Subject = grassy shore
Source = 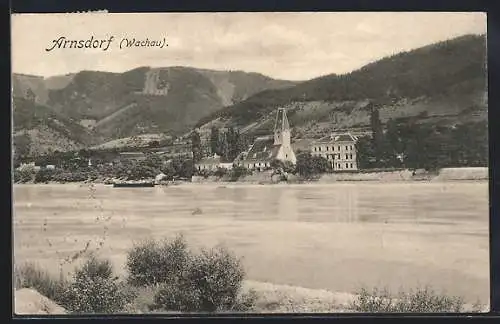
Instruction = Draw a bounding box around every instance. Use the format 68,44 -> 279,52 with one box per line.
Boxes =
15,276 -> 487,314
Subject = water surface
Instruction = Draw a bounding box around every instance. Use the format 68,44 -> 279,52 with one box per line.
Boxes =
13,182 -> 489,303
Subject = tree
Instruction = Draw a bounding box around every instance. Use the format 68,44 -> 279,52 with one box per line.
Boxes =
356,135 -> 375,169
210,127 -> 221,156
190,130 -> 202,162
369,103 -> 386,166
226,127 -> 238,162
295,152 -> 329,178
13,134 -> 32,160
220,131 -> 230,161
143,153 -> 163,170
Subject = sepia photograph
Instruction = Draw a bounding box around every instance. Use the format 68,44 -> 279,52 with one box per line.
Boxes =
11,12 -> 489,315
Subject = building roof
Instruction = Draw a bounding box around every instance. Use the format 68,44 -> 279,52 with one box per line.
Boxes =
313,133 -> 358,144
332,134 -> 357,142
242,137 -> 281,163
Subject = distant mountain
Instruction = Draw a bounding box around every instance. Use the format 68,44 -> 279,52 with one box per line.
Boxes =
12,67 -> 296,154
196,34 -> 487,140
12,97 -> 92,157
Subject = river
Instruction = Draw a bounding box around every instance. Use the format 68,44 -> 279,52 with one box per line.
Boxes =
13,181 -> 490,304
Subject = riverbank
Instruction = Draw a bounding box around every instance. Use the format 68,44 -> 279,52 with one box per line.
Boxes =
15,280 -> 487,314
12,167 -> 488,186
191,167 -> 488,184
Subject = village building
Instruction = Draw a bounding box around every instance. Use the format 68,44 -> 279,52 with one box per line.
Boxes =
311,133 -> 359,171
194,153 -> 233,172
235,108 -> 297,171
16,161 -> 41,172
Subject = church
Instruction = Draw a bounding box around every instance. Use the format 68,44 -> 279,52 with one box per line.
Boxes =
234,108 -> 297,171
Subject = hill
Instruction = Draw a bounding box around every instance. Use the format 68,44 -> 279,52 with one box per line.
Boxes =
196,34 -> 487,139
12,97 -> 92,157
12,67 -> 297,152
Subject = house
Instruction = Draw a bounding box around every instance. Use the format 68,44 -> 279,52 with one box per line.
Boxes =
195,153 -> 234,171
16,162 -> 40,172
311,133 -> 359,171
195,154 -> 221,171
236,108 -> 297,171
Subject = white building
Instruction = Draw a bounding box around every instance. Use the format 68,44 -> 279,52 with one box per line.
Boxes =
195,154 -> 234,171
311,133 -> 359,171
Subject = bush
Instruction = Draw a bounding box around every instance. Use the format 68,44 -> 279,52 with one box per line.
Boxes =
214,167 -> 228,178
126,234 -> 190,287
61,255 -> 135,314
152,246 -> 247,313
295,153 -> 330,179
349,286 -> 467,313
13,169 -> 35,183
34,168 -> 56,183
229,166 -> 251,181
14,262 -> 68,305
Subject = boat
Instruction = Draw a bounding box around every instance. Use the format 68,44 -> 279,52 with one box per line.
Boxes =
113,181 -> 155,188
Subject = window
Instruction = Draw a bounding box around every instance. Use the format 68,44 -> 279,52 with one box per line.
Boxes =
338,145 -> 340,151
350,145 -> 353,150
350,154 -> 353,159
319,147 -> 322,152
350,163 -> 353,169
346,145 -> 348,150
332,146 -> 335,151
346,163 -> 349,169
314,147 -> 317,152
286,154 -> 288,158
326,146 -> 329,151
345,154 -> 349,160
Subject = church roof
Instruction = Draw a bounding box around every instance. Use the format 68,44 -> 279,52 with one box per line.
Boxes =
242,137 -> 281,163
274,108 -> 290,132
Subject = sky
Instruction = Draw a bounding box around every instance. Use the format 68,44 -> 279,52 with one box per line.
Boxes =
11,12 -> 486,81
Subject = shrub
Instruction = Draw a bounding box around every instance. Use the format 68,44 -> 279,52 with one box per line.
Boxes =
152,246 -> 247,313
126,234 -> 190,287
229,166 -> 251,181
14,262 -> 68,305
34,168 -> 56,183
349,286 -> 466,313
214,167 -> 228,178
61,255 -> 135,314
295,153 -> 330,178
231,289 -> 259,312
271,160 -> 295,174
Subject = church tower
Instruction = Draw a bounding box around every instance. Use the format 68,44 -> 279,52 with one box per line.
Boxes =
274,108 -> 291,146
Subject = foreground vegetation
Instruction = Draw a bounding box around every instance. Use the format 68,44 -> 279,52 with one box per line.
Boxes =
15,235 -> 256,314
14,234 -> 484,314
350,287 -> 483,313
